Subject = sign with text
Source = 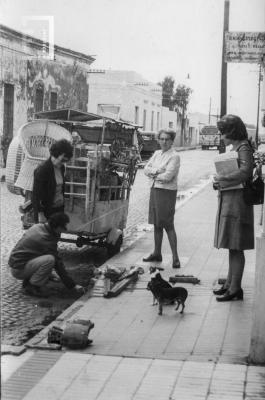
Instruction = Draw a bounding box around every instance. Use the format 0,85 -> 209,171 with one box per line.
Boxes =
225,32 -> 265,63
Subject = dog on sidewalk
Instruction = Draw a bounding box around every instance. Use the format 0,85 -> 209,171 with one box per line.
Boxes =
147,266 -> 188,315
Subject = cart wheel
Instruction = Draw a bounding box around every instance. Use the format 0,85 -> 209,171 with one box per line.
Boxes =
76,237 -> 84,248
107,234 -> 123,257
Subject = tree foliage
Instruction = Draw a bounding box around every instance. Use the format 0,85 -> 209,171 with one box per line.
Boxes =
159,78 -> 192,115
158,76 -> 175,110
173,84 -> 193,116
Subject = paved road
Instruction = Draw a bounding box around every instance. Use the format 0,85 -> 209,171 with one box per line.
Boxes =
1,148 -> 218,345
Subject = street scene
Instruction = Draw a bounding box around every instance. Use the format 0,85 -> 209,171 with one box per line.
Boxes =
1,0 -> 265,399
1,149 -> 217,345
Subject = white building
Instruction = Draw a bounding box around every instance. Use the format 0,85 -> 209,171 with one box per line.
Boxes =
88,70 -> 182,132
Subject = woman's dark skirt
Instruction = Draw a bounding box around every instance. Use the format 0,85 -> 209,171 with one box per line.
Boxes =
148,187 -> 177,228
214,189 -> 254,250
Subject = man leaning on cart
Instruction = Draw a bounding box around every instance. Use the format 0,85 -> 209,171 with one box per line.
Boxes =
8,212 -> 85,297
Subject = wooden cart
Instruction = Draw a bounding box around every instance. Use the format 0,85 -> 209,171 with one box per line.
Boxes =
6,108 -> 141,255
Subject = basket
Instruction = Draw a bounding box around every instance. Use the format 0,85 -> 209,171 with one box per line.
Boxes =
14,121 -> 72,191
5,135 -> 25,195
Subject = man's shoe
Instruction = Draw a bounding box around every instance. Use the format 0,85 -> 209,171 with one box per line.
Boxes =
24,283 -> 48,298
22,278 -> 30,288
143,254 -> 162,262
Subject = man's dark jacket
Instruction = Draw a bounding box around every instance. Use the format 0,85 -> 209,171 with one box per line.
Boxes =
32,158 -> 65,222
8,223 -> 75,289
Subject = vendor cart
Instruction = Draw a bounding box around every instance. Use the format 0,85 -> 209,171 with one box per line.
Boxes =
6,108 -> 141,255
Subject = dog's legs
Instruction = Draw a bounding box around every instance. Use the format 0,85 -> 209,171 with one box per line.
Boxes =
158,301 -> 163,315
175,301 -> 185,313
180,302 -> 185,314
152,296 -> 158,306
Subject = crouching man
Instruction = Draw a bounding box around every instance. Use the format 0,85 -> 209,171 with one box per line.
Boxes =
8,212 -> 85,297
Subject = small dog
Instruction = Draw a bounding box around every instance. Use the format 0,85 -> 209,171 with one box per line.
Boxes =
147,266 -> 188,315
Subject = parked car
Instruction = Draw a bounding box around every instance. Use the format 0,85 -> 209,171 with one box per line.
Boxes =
139,131 -> 159,158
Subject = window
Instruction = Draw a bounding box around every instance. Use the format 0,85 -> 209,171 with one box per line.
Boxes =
135,106 -> 139,124
169,121 -> 173,128
143,109 -> 147,131
50,91 -> 58,110
3,83 -> 14,140
34,81 -> 44,112
157,112 -> 160,130
151,111 -> 154,131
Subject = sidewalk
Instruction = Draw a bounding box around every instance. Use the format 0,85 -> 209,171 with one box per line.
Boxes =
2,183 -> 265,400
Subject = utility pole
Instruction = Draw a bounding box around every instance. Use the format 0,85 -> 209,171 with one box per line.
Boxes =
219,0 -> 230,153
255,57 -> 263,148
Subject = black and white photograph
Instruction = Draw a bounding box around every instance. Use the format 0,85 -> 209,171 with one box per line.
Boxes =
1,0 -> 265,398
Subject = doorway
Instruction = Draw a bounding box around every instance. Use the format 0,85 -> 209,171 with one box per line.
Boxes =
2,83 -> 14,167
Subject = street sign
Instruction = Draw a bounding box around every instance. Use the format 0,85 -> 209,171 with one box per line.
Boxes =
225,32 -> 265,63
201,125 -> 218,135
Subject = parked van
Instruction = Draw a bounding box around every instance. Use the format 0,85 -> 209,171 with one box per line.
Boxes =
199,125 -> 220,150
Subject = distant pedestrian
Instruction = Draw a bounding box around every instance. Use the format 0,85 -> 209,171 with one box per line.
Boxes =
32,139 -> 73,223
143,129 -> 181,268
8,212 -> 85,297
213,114 -> 254,302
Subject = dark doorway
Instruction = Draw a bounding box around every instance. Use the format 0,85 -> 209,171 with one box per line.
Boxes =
35,81 -> 44,112
50,91 -> 58,110
2,83 -> 14,167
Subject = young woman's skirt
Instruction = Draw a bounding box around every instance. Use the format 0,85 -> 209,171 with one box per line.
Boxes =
148,187 -> 177,228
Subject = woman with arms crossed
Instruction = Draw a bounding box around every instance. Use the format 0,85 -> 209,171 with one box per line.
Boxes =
143,129 -> 181,269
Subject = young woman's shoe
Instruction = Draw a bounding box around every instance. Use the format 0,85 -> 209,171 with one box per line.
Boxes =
213,286 -> 227,295
216,288 -> 243,302
143,254 -> 162,262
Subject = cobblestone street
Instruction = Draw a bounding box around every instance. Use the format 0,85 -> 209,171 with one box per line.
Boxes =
1,149 -> 217,345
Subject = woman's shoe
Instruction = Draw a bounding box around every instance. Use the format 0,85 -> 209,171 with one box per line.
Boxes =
172,261 -> 181,269
213,286 -> 227,295
143,254 -> 162,262
216,288 -> 243,302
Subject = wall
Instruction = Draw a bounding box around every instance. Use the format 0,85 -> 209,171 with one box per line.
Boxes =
161,106 -> 182,146
0,46 -> 28,137
0,24 -> 93,140
87,70 -> 162,132
27,59 -> 88,119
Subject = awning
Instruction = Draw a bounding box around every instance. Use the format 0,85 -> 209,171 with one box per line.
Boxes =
34,108 -> 103,122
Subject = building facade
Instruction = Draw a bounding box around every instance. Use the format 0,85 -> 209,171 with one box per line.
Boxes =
0,24 -> 94,163
87,70 -> 200,147
87,70 -> 163,132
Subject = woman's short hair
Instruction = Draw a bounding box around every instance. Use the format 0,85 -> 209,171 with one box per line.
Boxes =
158,129 -> 176,141
48,212 -> 70,230
217,114 -> 248,140
50,139 -> 73,159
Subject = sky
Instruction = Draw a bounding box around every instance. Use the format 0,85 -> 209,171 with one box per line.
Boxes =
1,0 -> 265,124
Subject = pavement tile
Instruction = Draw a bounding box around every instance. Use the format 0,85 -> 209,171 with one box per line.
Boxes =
2,183 -> 265,400
95,357 -> 152,400
23,353 -> 93,400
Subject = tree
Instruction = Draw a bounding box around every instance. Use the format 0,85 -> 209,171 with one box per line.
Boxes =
173,84 -> 193,146
158,76 -> 175,110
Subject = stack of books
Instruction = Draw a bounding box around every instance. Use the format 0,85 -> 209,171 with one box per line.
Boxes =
214,151 -> 243,191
